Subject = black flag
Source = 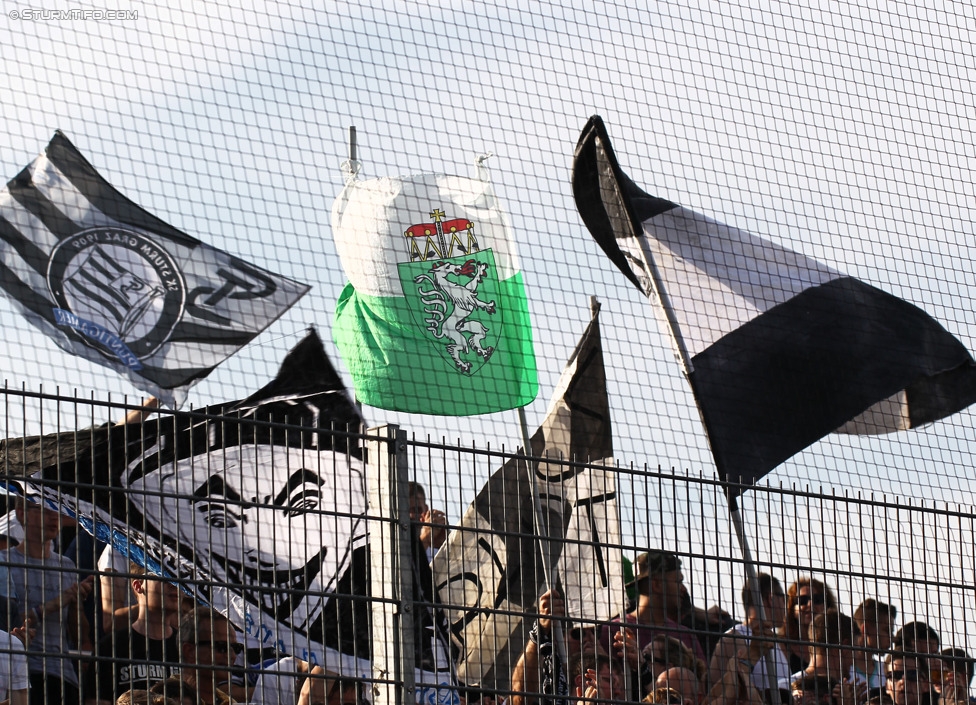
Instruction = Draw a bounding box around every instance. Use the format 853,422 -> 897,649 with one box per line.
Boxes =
432,306 -> 622,692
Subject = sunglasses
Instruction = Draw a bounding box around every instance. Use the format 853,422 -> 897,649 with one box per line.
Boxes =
196,640 -> 244,656
796,594 -> 826,606
887,670 -> 921,682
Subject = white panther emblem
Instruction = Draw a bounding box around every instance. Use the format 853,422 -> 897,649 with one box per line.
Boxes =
414,259 -> 497,373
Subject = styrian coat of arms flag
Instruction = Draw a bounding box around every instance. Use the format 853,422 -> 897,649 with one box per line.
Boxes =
573,116 -> 976,494
0,132 -> 310,407
332,168 -> 538,415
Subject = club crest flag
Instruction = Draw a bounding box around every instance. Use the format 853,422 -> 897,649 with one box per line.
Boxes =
332,171 -> 538,415
0,132 -> 310,407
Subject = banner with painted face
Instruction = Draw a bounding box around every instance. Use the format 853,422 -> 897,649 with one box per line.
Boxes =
0,331 -> 365,663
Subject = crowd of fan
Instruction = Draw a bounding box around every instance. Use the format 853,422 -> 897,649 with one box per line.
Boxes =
508,549 -> 975,705
0,496 -> 366,705
0,487 -> 971,705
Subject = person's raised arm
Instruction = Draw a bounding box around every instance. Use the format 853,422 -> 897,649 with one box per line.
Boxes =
119,397 -> 159,425
511,589 -> 565,705
703,625 -> 776,705
707,632 -> 739,689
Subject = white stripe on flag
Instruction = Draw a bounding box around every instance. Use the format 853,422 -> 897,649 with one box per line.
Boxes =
0,245 -> 47,291
643,206 -> 841,356
150,340 -> 245,368
31,155 -> 116,230
0,195 -> 52,291
557,463 -> 622,624
0,190 -> 63,251
836,390 -> 911,434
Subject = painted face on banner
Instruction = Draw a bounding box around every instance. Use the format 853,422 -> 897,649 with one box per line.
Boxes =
127,444 -> 367,630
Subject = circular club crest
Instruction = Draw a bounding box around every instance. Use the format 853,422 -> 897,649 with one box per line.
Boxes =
47,227 -> 185,360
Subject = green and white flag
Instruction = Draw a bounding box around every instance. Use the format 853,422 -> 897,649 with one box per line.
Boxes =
332,169 -> 538,415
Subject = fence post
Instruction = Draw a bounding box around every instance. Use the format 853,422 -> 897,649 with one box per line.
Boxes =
367,424 -> 416,705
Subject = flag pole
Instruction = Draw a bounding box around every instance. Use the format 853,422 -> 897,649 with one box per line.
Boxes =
628,230 -> 783,703
586,297 -> 635,696
342,124 -> 361,185
516,404 -> 569,673
516,302 -> 611,680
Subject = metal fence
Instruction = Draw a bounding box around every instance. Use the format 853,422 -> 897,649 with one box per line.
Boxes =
0,390 -> 971,705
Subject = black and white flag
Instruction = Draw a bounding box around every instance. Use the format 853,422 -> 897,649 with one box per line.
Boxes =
573,115 -> 976,494
431,306 -> 622,692
0,132 -> 309,406
0,331 -> 372,673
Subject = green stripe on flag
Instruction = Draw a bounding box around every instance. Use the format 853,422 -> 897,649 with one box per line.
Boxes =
334,270 -> 538,416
